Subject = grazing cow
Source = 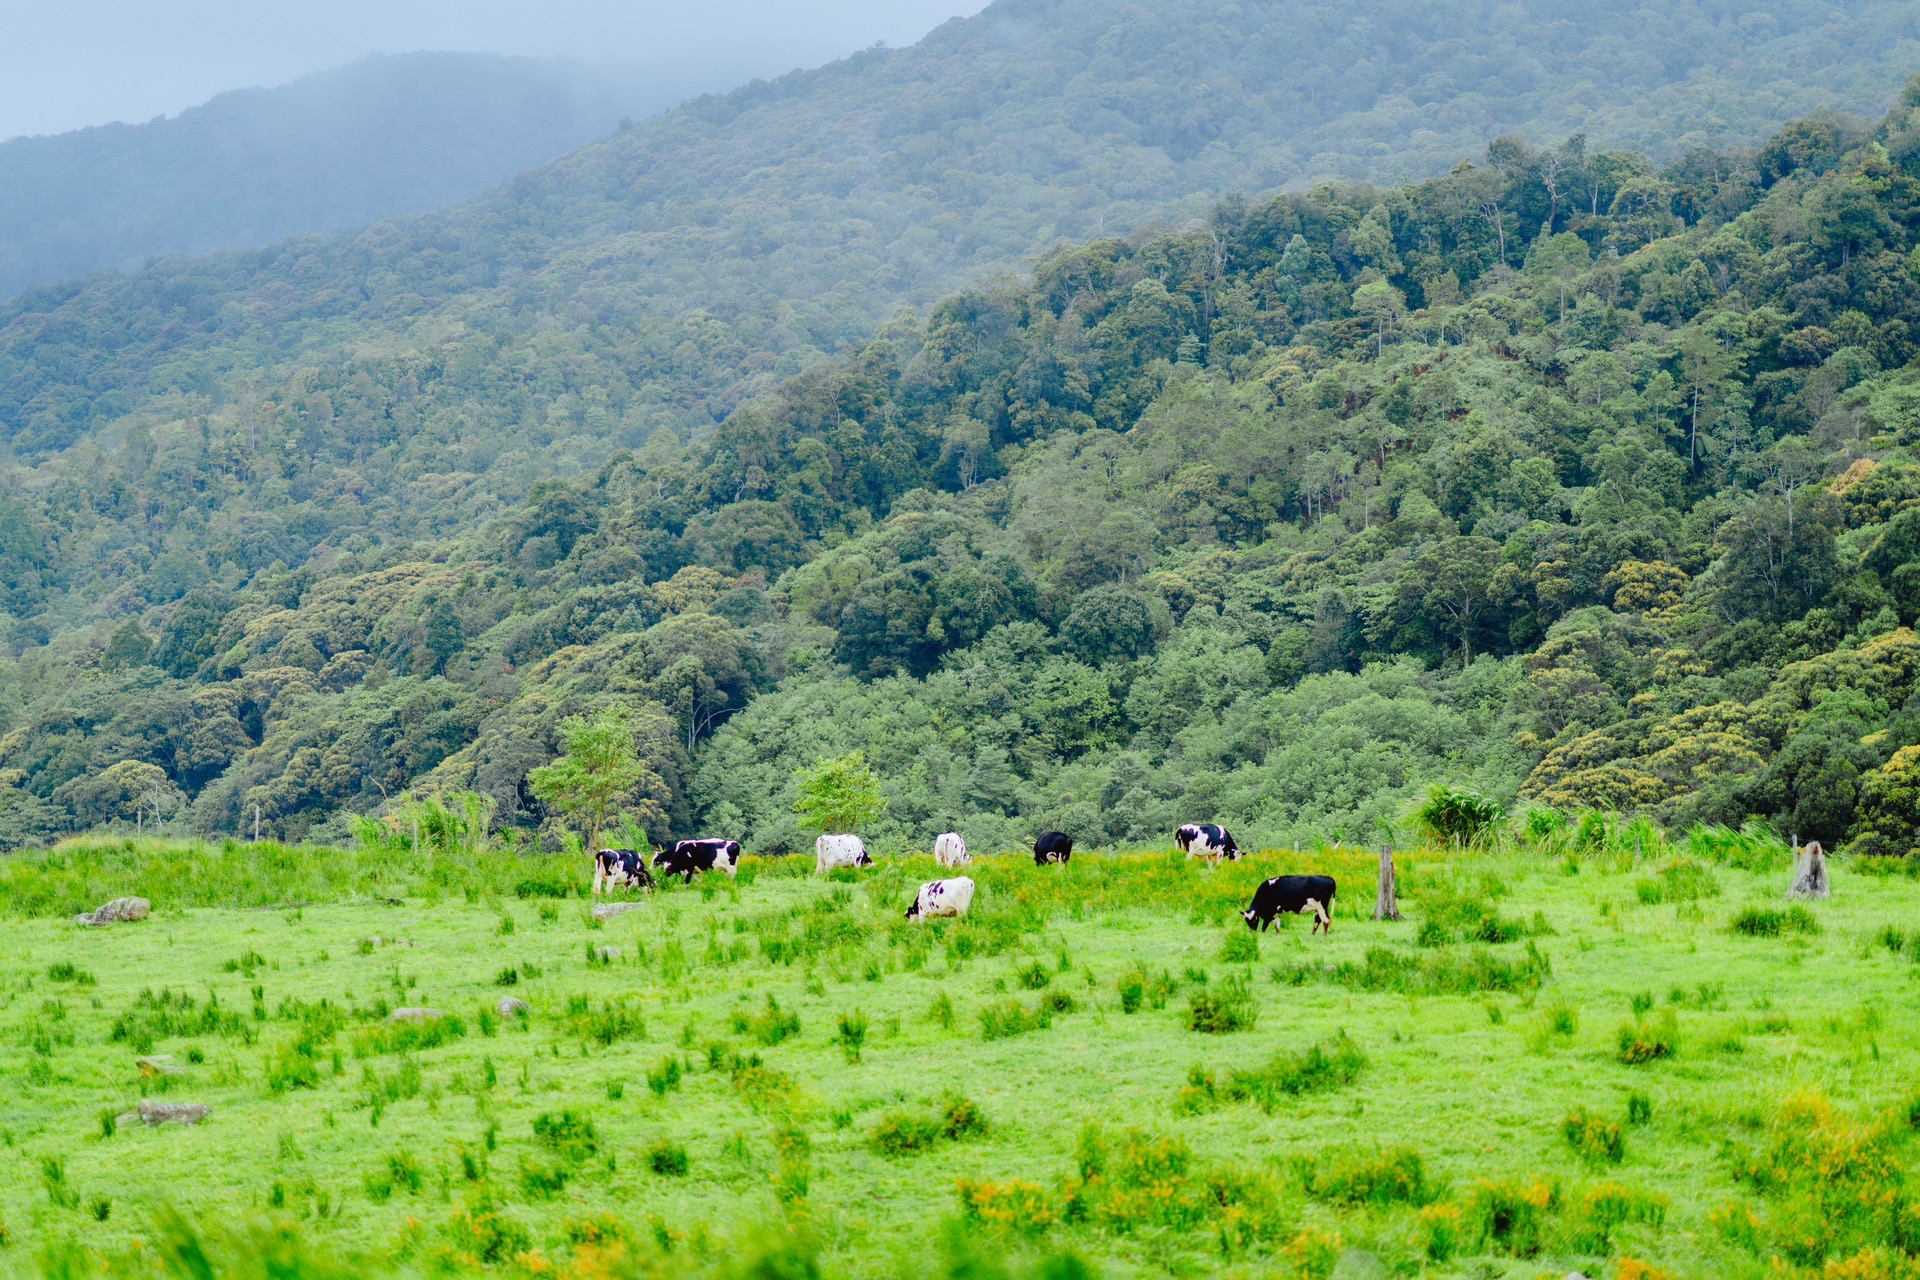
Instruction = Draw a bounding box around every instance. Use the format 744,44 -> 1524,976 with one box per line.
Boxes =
653,838 -> 742,884
933,832 -> 970,868
905,876 -> 976,921
1242,875 -> 1338,934
1175,823 -> 1241,865
815,833 -> 873,875
592,848 -> 655,896
1032,831 -> 1073,865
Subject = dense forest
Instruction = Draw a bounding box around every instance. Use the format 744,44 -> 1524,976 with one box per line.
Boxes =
8,69 -> 1920,860
4,0 -> 1919,637
0,53 -> 713,299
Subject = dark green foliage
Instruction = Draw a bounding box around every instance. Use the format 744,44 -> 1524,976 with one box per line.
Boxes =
1303,1146 -> 1441,1208
532,1111 -> 598,1163
1277,942 -> 1551,996
732,995 -> 800,1046
835,1010 -> 868,1064
1628,1092 -> 1654,1126
352,1015 -> 464,1058
1730,906 -> 1823,938
979,999 -> 1051,1041
870,1093 -> 989,1157
1186,973 -> 1258,1034
1218,931 -> 1259,964
1414,786 -> 1505,847
1618,1012 -> 1680,1064
645,1057 -> 682,1098
1184,1033 -> 1367,1114
1563,1106 -> 1628,1165
646,1140 -> 690,1177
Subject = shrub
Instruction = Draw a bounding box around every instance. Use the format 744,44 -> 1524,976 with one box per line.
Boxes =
1017,961 -> 1052,990
646,1056 -> 682,1097
1418,1203 -> 1462,1262
1222,1033 -> 1366,1112
519,1161 -> 570,1198
493,968 -> 518,987
1279,942 -> 1550,996
870,1109 -> 943,1156
1305,1146 -> 1440,1207
1568,1182 -> 1667,1251
928,991 -> 955,1029
1219,930 -> 1259,964
1415,785 -> 1505,846
1467,1179 -> 1557,1256
1116,969 -> 1145,1014
448,1204 -> 531,1263
956,1179 -> 1058,1234
646,1140 -> 690,1177
1187,973 -> 1258,1034
1617,1013 -> 1678,1064
353,1015 -> 465,1058
835,1010 -> 868,1064
732,995 -> 800,1046
1041,990 -> 1078,1014
979,999 -> 1050,1040
1730,906 -> 1822,937
1627,1092 -> 1654,1127
1563,1106 -> 1627,1165
532,1111 -> 598,1163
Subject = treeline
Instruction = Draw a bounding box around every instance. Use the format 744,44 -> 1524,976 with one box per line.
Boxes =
9,83 -> 1920,857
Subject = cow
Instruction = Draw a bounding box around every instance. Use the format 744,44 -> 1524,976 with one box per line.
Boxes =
1242,875 -> 1337,934
815,833 -> 873,875
1032,831 -> 1073,865
933,832 -> 970,868
592,848 -> 656,896
1175,823 -> 1241,865
905,876 -> 975,921
653,838 -> 742,884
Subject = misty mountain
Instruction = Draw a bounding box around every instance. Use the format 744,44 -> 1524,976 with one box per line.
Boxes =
0,52 -> 708,298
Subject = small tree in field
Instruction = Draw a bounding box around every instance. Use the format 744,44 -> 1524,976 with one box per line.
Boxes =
793,752 -> 889,835
530,707 -> 645,855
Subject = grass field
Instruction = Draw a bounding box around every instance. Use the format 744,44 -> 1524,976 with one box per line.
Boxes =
2,829 -> 1918,1279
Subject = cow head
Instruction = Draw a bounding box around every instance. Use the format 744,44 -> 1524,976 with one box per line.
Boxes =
858,851 -> 874,867
904,898 -> 920,920
1241,907 -> 1259,931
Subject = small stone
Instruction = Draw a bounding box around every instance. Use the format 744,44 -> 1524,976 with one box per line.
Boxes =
77,896 -> 150,926
386,1007 -> 449,1024
497,997 -> 530,1017
591,902 -> 644,922
137,1100 -> 209,1126
136,1055 -> 181,1077
595,946 -> 621,960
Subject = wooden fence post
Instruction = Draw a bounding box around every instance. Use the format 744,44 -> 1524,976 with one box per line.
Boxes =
1374,845 -> 1400,921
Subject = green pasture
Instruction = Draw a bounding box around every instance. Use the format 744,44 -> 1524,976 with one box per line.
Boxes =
0,833 -> 1917,1279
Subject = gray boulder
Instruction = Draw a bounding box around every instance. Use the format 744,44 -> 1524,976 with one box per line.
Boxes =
497,997 -> 530,1017
77,897 -> 150,926
595,946 -> 621,960
136,1055 -> 182,1077
386,1007 -> 450,1024
118,1100 -> 209,1127
591,902 -> 644,922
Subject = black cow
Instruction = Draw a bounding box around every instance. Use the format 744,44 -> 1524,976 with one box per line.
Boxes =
1033,831 -> 1073,865
1242,875 -> 1337,934
593,848 -> 656,896
653,839 -> 742,884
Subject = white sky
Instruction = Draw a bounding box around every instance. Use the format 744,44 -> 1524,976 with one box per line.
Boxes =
2,0 -> 990,139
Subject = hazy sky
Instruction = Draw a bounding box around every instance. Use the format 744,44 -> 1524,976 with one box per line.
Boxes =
3,0 -> 991,140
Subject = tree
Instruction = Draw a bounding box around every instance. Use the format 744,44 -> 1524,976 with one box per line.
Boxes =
793,751 -> 889,836
1401,536 -> 1503,663
529,706 -> 652,855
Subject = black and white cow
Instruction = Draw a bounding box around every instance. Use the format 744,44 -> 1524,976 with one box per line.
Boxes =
1242,875 -> 1337,934
815,833 -> 873,875
1032,831 -> 1073,865
933,832 -> 970,868
592,848 -> 656,896
1175,823 -> 1241,865
653,839 -> 742,884
905,876 -> 975,921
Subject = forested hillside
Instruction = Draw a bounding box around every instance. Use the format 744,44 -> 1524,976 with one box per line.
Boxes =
10,80 -> 1920,860
0,53 -> 708,299
5,0 -> 1920,682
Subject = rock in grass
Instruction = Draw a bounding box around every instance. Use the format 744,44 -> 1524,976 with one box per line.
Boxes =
595,946 -> 621,960
497,997 -> 530,1017
591,902 -> 644,922
386,1007 -> 450,1024
124,1101 -> 209,1126
136,1055 -> 182,1077
76,897 -> 150,926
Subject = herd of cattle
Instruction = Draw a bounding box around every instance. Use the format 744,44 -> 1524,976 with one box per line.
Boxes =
592,821 -> 1338,932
